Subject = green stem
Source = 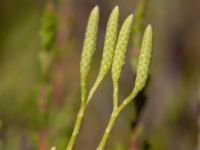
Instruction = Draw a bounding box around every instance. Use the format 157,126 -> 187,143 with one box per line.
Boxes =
113,82 -> 119,110
86,77 -> 102,105
96,90 -> 138,150
118,89 -> 138,113
66,101 -> 86,150
96,111 -> 119,150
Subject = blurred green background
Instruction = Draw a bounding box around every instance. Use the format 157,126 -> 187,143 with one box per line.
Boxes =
0,0 -> 200,150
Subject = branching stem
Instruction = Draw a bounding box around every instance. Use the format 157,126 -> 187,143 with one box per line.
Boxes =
96,89 -> 138,150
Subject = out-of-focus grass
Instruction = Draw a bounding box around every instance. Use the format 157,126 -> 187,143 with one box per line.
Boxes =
0,1 -> 44,149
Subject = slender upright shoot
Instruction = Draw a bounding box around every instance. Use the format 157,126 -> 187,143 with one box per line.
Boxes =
97,14 -> 134,150
66,6 -> 99,150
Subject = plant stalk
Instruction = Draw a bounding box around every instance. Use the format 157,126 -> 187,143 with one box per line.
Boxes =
96,90 -> 138,150
96,111 -> 119,150
113,82 -> 119,110
66,101 -> 86,150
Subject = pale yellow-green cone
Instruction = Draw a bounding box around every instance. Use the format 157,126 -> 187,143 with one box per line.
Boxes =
99,6 -> 119,77
80,6 -> 99,101
134,25 -> 153,92
87,6 -> 119,103
112,14 -> 133,83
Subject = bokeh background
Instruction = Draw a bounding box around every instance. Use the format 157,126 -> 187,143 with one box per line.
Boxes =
0,0 -> 200,150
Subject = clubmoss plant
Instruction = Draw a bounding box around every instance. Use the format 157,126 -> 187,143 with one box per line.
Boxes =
66,6 -> 120,150
80,6 -> 99,103
66,5 -> 153,150
66,6 -> 99,150
129,0 -> 149,147
97,25 -> 153,150
112,14 -> 133,110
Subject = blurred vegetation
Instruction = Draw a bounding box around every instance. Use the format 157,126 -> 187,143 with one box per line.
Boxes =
0,0 -> 200,150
